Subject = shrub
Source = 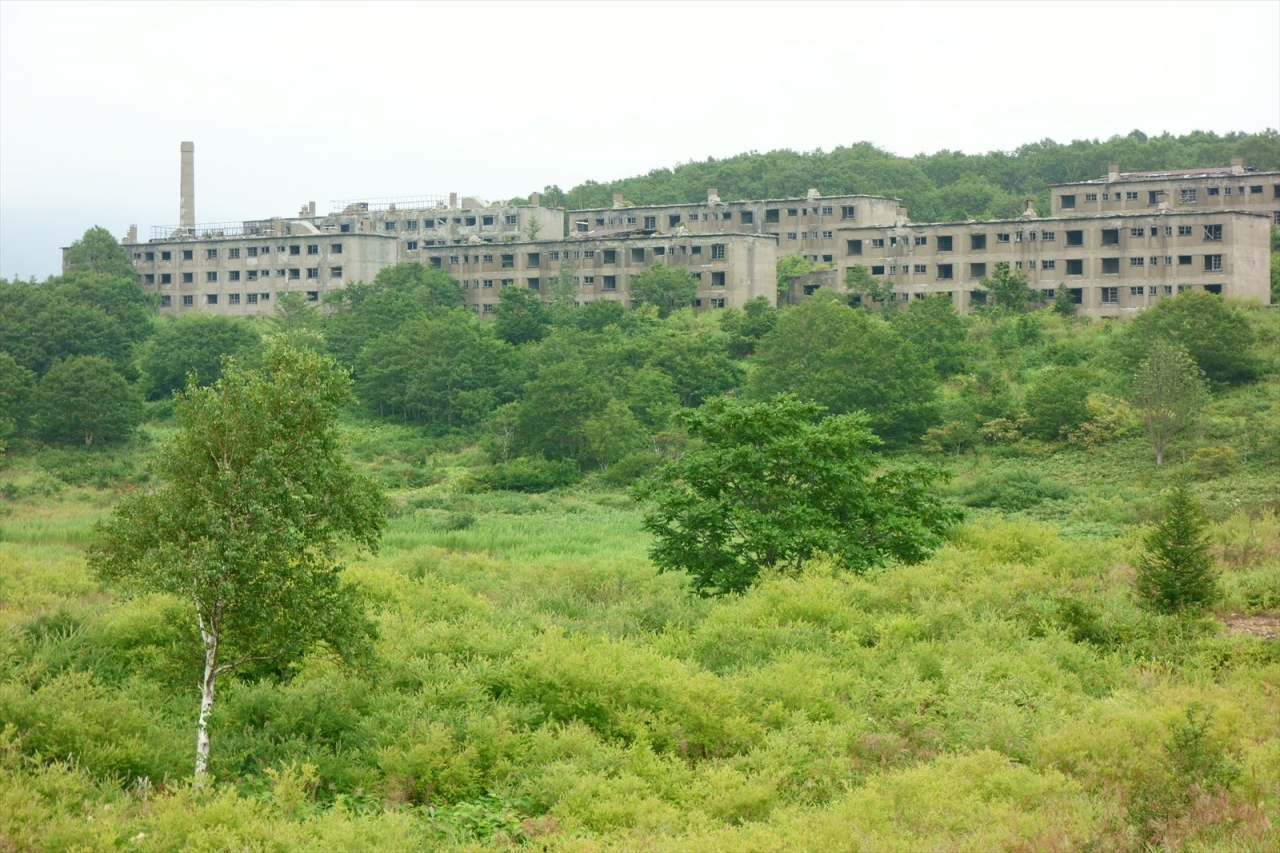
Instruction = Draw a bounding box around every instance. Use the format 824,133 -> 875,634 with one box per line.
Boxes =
957,469 -> 1073,511
1191,445 -> 1236,480
473,456 -> 580,493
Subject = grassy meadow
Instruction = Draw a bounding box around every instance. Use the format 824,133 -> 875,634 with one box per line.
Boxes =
2,398 -> 1279,851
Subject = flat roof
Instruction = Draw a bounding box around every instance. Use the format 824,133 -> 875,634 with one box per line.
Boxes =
834,209 -> 1272,230
570,193 -> 901,214
1054,168 -> 1280,187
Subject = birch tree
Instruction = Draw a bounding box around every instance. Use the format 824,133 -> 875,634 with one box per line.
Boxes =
1131,339 -> 1209,466
89,336 -> 383,789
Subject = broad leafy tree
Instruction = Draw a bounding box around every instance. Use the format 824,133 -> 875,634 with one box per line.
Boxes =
61,226 -> 139,278
749,293 -> 938,444
139,313 -> 262,399
323,262 -> 464,368
355,309 -> 515,428
1114,290 -> 1258,386
977,262 -> 1038,312
636,395 -> 959,596
890,293 -> 969,376
1131,339 -> 1210,465
629,263 -> 698,317
89,337 -> 384,788
31,355 -> 142,447
493,285 -> 551,345
1024,366 -> 1091,440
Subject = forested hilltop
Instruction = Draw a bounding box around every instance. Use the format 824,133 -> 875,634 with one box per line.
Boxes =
535,129 -> 1280,221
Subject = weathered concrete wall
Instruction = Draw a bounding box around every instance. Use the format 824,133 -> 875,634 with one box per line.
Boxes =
830,209 -> 1271,317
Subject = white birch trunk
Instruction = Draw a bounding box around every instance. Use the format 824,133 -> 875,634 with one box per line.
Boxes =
194,625 -> 217,790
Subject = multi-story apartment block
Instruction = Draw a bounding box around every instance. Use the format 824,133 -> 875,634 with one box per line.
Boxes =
420,232 -> 778,313
569,188 -> 904,266
325,192 -> 565,246
83,143 -> 1273,318
795,208 -> 1272,318
126,228 -> 398,314
1050,159 -> 1280,223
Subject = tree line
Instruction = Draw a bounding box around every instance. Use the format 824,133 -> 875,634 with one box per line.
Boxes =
531,129 -> 1280,223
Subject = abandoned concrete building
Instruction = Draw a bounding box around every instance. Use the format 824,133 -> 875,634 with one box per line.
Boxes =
786,208 -> 1272,317
88,143 -> 1274,319
569,189 -> 904,266
1049,159 -> 1280,222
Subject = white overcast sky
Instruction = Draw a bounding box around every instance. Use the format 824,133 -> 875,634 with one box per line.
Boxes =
2,0 -> 1278,279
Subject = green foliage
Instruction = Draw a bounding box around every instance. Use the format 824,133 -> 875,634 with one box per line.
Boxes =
559,130 -> 1280,226
1134,482 -> 1219,614
774,253 -> 813,297
138,313 -> 262,400
0,351 -> 35,444
749,293 -> 939,444
472,456 -> 580,492
976,262 -> 1038,312
492,285 -> 550,345
635,395 -> 959,595
956,468 -> 1073,511
1130,338 -> 1209,466
1024,367 -> 1091,441
31,356 -> 142,447
1129,704 -> 1242,843
889,294 -> 969,376
585,399 -> 649,469
323,262 -> 465,368
628,263 -> 698,317
1115,290 -> 1259,386
1051,286 -> 1077,317
61,225 -> 139,279
89,336 -> 384,783
0,264 -> 153,378
355,309 -> 515,429
843,264 -> 894,308
717,296 -> 777,358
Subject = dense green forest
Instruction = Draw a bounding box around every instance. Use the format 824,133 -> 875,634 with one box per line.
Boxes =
2,130 -> 1280,850
535,129 -> 1280,223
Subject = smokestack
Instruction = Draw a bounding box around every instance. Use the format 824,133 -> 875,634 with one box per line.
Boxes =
612,193 -> 624,209
1230,157 -> 1244,175
180,142 -> 195,229
1108,163 -> 1120,181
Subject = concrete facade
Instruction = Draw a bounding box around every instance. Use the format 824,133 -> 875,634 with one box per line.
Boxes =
420,232 -> 778,313
570,189 -> 904,266
125,230 -> 397,316
323,193 -> 566,246
804,209 -> 1271,318
1050,160 -> 1280,223
93,142 -> 1273,318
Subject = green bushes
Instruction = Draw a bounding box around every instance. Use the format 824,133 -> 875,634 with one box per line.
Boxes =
471,456 -> 580,492
957,468 -> 1073,510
